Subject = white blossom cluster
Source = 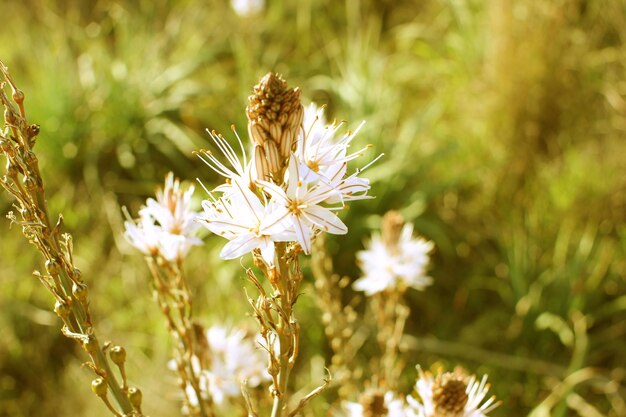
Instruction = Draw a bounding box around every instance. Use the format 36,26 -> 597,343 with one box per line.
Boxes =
353,222 -> 434,295
124,172 -> 202,262
180,324 -> 270,407
341,369 -> 498,417
198,104 -> 378,265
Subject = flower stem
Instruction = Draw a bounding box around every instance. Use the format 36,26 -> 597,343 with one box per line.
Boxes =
268,243 -> 301,417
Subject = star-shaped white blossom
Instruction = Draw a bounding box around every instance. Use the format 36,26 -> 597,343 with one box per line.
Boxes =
199,179 -> 293,265
258,156 -> 348,254
124,173 -> 202,262
353,223 -> 433,295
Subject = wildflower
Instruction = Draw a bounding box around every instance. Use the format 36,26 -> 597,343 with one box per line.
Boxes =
123,173 -> 202,262
198,73 -> 377,262
353,211 -> 434,295
298,104 -> 371,188
195,128 -> 253,190
180,324 -> 270,406
143,172 -> 201,237
407,368 -> 500,417
258,155 -> 348,254
199,179 -> 294,265
342,390 -> 417,417
231,0 -> 264,16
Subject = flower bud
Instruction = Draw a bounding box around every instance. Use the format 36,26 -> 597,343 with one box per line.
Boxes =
0,139 -> 12,154
127,387 -> 143,409
109,345 -> 126,366
72,282 -> 88,301
4,108 -> 17,125
26,124 -> 40,139
359,391 -> 387,417
83,335 -> 98,354
91,377 -> 108,398
54,299 -> 71,319
45,259 -> 61,276
12,89 -> 24,104
23,150 -> 37,166
5,160 -> 18,178
381,210 -> 405,251
432,371 -> 469,416
246,73 -> 303,178
71,267 -> 82,283
22,175 -> 37,191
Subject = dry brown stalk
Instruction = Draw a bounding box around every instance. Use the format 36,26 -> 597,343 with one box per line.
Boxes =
144,257 -> 215,417
310,237 -> 363,400
0,61 -> 145,416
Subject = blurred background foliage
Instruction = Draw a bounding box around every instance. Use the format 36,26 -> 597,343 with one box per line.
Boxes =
1,0 -> 625,416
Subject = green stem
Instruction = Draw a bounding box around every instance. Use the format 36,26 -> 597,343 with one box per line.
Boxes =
92,337 -> 134,413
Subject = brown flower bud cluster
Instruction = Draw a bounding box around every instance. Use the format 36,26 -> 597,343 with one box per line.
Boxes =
381,210 -> 405,252
246,72 -> 304,181
432,370 -> 470,417
359,391 -> 388,417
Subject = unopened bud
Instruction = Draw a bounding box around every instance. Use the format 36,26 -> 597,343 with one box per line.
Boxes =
246,72 -> 303,178
22,175 -> 37,191
26,124 -> 40,139
72,267 -> 82,282
72,282 -> 88,301
12,89 -> 24,104
6,160 -> 18,178
381,210 -> 405,251
91,377 -> 108,398
45,259 -> 61,276
23,150 -> 37,166
109,346 -> 126,366
54,299 -> 71,319
0,139 -> 12,154
83,335 -> 98,354
127,387 -> 143,409
4,108 -> 17,125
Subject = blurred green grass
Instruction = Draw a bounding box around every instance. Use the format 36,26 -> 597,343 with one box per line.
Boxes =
1,0 -> 625,416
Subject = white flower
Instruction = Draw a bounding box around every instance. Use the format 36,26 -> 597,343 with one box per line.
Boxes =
353,223 -> 434,295
143,172 -> 201,237
195,129 -> 253,190
231,0 -> 264,16
123,211 -> 163,256
297,103 -> 377,205
341,391 -> 418,417
198,103 -> 377,261
258,155 -> 348,254
199,179 -> 294,265
407,368 -> 499,417
182,324 -> 270,406
123,173 -> 202,262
